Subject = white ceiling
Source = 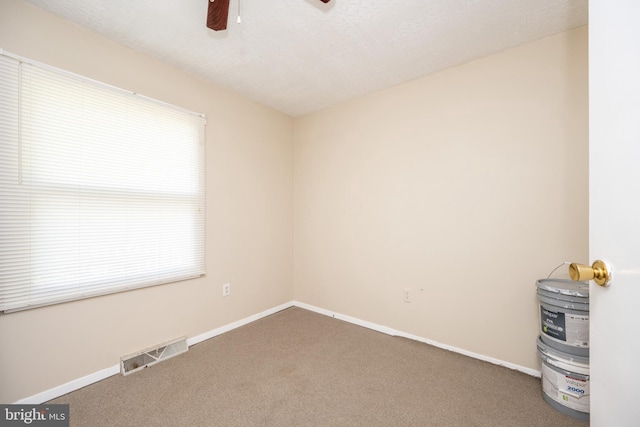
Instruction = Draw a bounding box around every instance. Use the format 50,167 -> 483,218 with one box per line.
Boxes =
25,0 -> 588,117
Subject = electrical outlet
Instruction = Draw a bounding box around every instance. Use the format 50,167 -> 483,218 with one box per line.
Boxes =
222,283 -> 231,297
403,288 -> 412,303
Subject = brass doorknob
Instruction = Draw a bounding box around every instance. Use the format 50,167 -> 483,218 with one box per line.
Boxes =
568,260 -> 611,286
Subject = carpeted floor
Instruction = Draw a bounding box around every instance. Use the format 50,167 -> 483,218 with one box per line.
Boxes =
49,307 -> 587,426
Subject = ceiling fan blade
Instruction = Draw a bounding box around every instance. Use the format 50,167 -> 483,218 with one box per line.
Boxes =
207,0 -> 230,31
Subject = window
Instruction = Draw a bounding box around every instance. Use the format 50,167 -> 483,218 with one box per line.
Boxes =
0,51 -> 206,312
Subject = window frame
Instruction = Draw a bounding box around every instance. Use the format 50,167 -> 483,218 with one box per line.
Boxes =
0,50 -> 207,313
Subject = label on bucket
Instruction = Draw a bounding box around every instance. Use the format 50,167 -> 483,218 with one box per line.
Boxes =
541,363 -> 590,413
540,307 -> 589,348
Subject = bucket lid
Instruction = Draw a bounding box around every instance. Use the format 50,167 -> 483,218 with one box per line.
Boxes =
536,279 -> 589,298
537,336 -> 590,375
538,291 -> 590,310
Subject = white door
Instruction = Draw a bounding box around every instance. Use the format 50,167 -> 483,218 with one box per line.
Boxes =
589,2 -> 640,425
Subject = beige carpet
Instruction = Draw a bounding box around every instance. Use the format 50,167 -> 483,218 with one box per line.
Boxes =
49,307 -> 587,426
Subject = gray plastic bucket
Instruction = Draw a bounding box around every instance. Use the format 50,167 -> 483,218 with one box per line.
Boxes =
536,279 -> 589,357
537,336 -> 590,421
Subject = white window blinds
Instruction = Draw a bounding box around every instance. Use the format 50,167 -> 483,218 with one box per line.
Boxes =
0,51 -> 206,312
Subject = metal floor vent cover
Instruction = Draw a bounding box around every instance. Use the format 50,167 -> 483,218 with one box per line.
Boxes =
120,337 -> 188,376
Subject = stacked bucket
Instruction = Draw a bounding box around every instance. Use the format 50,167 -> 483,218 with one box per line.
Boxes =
536,278 -> 590,421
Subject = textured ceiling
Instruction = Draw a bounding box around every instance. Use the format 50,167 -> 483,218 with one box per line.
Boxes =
24,0 -> 588,117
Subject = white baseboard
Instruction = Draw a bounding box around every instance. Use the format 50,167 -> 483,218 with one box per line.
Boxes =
187,301 -> 294,346
15,301 -> 296,404
292,301 -> 541,378
17,299 -> 538,404
15,364 -> 120,404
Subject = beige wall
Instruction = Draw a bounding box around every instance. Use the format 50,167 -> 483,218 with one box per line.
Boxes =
294,27 -> 588,371
0,0 -> 293,403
